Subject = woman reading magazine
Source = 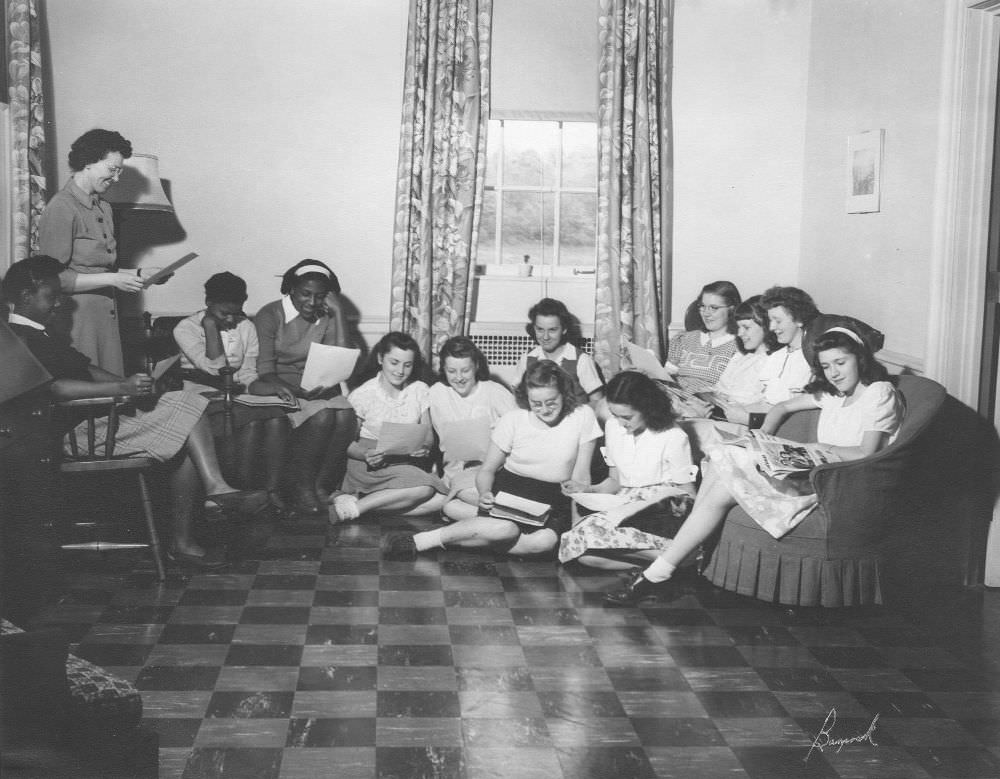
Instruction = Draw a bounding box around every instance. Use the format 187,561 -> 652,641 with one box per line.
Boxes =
604,327 -> 902,606
382,360 -> 601,560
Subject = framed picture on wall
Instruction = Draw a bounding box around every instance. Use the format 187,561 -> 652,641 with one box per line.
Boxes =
846,130 -> 884,213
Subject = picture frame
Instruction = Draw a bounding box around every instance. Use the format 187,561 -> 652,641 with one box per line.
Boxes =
846,130 -> 884,213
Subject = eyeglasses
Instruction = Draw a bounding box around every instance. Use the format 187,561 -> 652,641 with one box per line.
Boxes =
698,304 -> 732,313
105,164 -> 124,179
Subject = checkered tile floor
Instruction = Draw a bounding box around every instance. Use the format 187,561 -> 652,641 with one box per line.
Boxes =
32,513 -> 1000,779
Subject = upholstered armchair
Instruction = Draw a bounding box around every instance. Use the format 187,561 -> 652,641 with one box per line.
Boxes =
702,375 -> 946,607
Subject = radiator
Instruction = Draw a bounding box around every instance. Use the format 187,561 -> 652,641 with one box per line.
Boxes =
468,323 -> 595,386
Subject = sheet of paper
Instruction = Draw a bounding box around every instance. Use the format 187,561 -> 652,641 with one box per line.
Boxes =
568,492 -> 632,512
141,252 -> 199,287
377,421 -> 428,455
437,417 -> 492,462
151,353 -> 180,380
624,341 -> 672,381
300,342 -> 361,391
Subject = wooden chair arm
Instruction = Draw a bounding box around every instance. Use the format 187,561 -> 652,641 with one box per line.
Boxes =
54,396 -> 132,409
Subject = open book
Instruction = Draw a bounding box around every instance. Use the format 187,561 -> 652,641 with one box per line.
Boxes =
747,430 -> 842,478
488,491 -> 550,527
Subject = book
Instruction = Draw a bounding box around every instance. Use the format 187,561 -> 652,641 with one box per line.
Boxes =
232,394 -> 300,410
488,491 -> 551,527
747,430 -> 842,478
140,252 -> 199,288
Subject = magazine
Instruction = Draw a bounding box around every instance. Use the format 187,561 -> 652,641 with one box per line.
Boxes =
747,430 -> 842,478
488,491 -> 550,527
232,394 -> 300,410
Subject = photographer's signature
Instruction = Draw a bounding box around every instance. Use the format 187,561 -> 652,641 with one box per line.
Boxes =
805,707 -> 879,762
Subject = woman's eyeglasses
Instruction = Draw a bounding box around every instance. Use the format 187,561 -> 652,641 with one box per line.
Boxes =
698,304 -> 731,313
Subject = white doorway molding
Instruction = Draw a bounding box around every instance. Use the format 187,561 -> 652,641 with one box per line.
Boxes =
926,0 -> 1000,408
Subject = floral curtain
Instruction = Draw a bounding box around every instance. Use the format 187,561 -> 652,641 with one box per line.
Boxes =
6,0 -> 48,265
389,0 -> 492,363
593,0 -> 673,377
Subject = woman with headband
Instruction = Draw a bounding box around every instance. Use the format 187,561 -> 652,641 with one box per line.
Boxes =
254,259 -> 358,514
604,325 -> 902,606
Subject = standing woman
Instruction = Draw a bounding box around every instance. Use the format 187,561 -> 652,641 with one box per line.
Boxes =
255,260 -> 357,514
428,336 -> 517,521
39,129 -> 145,376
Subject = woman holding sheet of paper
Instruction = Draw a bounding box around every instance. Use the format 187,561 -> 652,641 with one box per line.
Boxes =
255,260 -> 357,514
428,337 -> 517,520
382,360 -> 600,561
39,129 -> 149,376
604,328 -> 901,607
332,332 -> 447,523
558,371 -> 697,570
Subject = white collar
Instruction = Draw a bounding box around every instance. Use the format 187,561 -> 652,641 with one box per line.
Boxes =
281,295 -> 300,323
699,331 -> 735,348
8,313 -> 46,331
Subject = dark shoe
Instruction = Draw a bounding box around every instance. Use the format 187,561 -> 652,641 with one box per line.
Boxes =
289,486 -> 322,516
204,489 -> 270,520
382,532 -> 418,562
167,547 -> 228,571
604,568 -> 667,607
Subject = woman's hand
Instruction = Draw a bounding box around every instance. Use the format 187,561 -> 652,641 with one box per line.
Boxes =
365,449 -> 386,469
274,385 -> 296,404
478,491 -> 495,511
299,385 -> 334,401
123,373 -> 155,397
411,447 -> 430,459
110,272 -> 145,293
560,479 -> 590,496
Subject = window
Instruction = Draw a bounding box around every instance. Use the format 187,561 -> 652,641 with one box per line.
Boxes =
478,119 -> 597,272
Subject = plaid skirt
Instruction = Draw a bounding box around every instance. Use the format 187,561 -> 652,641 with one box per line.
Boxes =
69,390 -> 209,463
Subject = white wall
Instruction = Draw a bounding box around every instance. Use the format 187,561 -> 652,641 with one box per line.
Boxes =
672,0 -> 812,316
45,0 -> 407,322
798,0 -> 946,366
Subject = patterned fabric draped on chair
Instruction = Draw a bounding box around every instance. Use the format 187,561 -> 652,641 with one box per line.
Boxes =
389,0 -> 492,364
593,0 -> 673,378
6,0 -> 48,265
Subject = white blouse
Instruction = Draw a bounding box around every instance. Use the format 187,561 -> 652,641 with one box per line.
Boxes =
604,418 -> 698,487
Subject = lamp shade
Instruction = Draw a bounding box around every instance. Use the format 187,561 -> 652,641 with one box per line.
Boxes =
104,153 -> 174,212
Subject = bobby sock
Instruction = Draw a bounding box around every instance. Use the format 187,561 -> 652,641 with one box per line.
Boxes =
414,528 -> 445,552
644,558 -> 677,583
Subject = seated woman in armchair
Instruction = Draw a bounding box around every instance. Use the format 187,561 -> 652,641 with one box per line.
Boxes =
3,255 -> 268,569
604,326 -> 902,606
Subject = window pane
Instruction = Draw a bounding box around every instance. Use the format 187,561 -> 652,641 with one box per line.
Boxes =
558,192 -> 596,267
485,120 -> 501,187
501,191 -> 554,265
503,121 -> 558,187
478,189 -> 497,262
562,122 -> 597,188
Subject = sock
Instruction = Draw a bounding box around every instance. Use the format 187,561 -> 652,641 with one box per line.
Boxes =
414,528 -> 445,552
644,557 -> 677,583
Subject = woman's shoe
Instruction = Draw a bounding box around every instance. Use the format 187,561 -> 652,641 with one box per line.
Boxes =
203,489 -> 270,521
289,485 -> 322,515
167,547 -> 228,571
604,568 -> 666,607
382,532 -> 418,561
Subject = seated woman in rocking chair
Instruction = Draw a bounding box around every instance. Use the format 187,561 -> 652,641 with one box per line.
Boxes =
3,255 -> 268,570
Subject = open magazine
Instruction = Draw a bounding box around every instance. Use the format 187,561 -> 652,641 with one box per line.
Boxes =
488,491 -> 550,527
746,430 -> 842,478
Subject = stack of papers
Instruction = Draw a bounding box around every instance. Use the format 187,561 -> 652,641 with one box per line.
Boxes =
233,394 -> 299,410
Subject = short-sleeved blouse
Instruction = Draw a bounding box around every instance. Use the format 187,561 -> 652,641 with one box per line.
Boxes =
604,419 -> 697,487
759,346 -> 812,404
429,380 -> 516,475
491,405 -> 602,483
349,378 -> 430,441
713,351 -> 768,406
814,381 -> 901,447
666,330 -> 738,394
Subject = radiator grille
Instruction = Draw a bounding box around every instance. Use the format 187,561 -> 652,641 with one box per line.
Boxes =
471,334 -> 595,367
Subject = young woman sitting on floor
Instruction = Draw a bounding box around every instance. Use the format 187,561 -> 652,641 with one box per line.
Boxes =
331,331 -> 448,523
382,359 -> 601,560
